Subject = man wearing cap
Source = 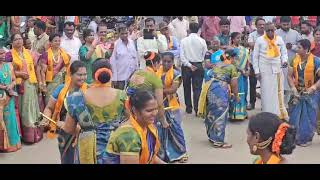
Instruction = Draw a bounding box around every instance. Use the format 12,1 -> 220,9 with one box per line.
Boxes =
159,21 -> 181,69
180,22 -> 208,115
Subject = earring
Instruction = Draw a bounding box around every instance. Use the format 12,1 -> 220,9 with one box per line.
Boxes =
252,144 -> 258,153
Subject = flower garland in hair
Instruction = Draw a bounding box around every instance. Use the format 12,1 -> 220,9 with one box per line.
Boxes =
272,123 -> 290,155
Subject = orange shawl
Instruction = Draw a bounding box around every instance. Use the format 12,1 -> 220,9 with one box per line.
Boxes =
46,48 -> 71,82
255,154 -> 282,164
12,48 -> 37,84
47,80 -> 87,139
292,53 -> 315,88
263,34 -> 280,58
129,115 -> 160,164
156,65 -> 180,110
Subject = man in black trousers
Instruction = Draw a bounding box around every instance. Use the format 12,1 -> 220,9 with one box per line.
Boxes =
180,23 -> 208,115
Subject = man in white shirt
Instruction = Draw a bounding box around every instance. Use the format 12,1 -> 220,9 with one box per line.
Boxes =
276,16 -> 302,109
137,17 -> 167,69
110,25 -> 138,90
247,17 -> 265,110
180,22 -> 208,115
60,22 -> 82,63
252,22 -> 289,120
170,16 -> 189,42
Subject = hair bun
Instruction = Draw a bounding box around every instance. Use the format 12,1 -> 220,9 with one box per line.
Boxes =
144,51 -> 156,61
280,126 -> 296,155
94,68 -> 112,84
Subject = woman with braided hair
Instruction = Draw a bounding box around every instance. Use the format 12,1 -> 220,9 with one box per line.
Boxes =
247,112 -> 296,164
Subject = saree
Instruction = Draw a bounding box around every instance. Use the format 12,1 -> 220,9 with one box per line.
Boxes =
0,63 -> 21,152
289,55 -> 320,145
66,89 -> 127,164
199,63 -> 239,144
289,93 -> 319,145
51,84 -> 84,164
229,46 -> 249,120
156,68 -> 187,162
79,45 -> 101,84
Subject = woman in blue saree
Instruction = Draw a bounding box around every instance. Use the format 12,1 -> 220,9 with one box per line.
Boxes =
288,39 -> 320,147
198,49 -> 239,148
229,32 -> 250,121
41,61 -> 87,164
156,52 -> 188,163
61,59 -> 127,164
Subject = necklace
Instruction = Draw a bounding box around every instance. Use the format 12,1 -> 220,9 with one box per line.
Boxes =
18,50 -> 24,60
52,49 -> 61,64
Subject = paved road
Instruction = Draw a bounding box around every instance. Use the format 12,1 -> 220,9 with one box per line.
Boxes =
1,87 -> 320,164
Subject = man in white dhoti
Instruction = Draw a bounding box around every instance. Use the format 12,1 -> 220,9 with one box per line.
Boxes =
252,22 -> 289,120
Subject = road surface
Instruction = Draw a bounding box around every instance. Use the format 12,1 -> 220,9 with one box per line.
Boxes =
1,87 -> 320,164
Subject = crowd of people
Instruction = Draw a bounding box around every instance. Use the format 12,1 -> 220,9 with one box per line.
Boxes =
1,16 -> 320,164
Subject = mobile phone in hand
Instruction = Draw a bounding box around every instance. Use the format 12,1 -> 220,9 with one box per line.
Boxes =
143,29 -> 154,39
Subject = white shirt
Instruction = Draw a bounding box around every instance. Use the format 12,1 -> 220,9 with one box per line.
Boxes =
252,35 -> 288,74
137,34 -> 168,61
60,34 -> 82,63
110,38 -> 139,81
88,21 -> 98,34
180,33 -> 208,68
248,31 -> 264,45
170,18 -> 189,42
276,28 -> 302,60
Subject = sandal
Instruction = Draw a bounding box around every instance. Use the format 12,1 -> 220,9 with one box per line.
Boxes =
297,141 -> 312,147
211,141 -> 232,149
178,155 -> 189,163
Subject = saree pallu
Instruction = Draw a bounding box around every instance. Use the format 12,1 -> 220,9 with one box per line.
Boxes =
289,92 -> 320,145
229,74 -> 248,120
96,120 -> 122,164
57,128 -> 79,164
157,109 -> 187,163
77,121 -> 122,164
45,72 -> 64,105
205,80 -> 230,144
19,81 -> 42,144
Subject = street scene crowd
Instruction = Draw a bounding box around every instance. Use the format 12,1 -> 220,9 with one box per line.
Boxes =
1,16 -> 320,164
